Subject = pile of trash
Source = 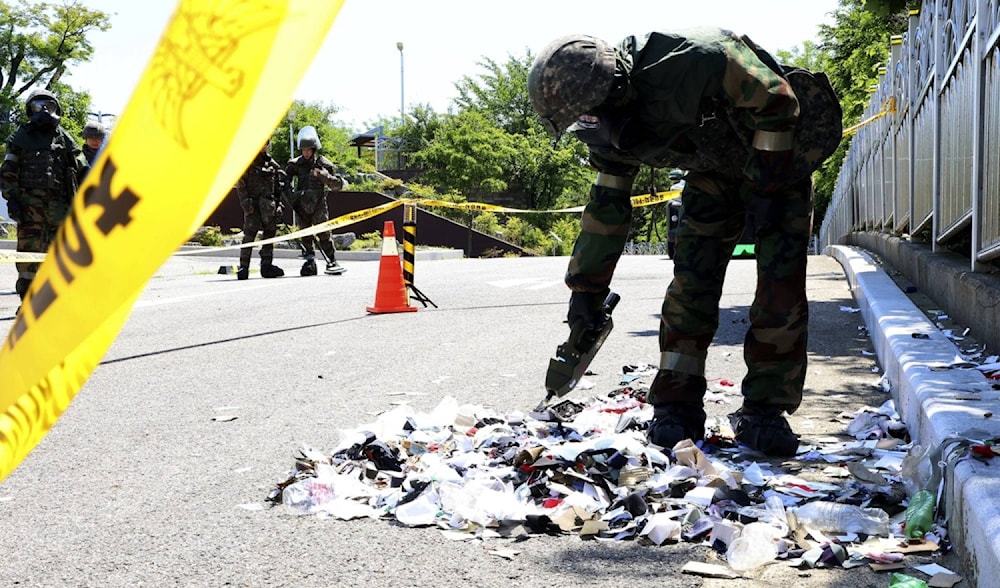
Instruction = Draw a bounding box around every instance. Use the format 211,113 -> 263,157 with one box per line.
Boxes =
262,365 -> 975,583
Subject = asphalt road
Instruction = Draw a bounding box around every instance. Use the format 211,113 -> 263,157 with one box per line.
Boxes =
0,252 -> 967,587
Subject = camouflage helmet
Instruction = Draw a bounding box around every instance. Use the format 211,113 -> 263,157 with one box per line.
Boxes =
528,34 -> 616,140
83,121 -> 106,139
297,125 -> 321,151
24,88 -> 62,117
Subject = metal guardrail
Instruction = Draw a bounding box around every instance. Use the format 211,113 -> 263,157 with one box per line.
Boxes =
622,241 -> 670,256
819,0 -> 1000,271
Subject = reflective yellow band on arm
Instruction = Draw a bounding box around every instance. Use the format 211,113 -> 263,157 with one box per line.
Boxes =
752,130 -> 794,151
595,173 -> 635,191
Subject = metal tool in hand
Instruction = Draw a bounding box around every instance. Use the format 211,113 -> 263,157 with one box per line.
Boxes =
538,291 -> 621,410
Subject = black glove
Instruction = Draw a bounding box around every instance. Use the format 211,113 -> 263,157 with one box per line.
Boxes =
567,289 -> 610,331
5,198 -> 24,223
745,149 -> 794,193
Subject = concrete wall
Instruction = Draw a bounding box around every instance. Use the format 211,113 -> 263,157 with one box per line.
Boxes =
848,232 -> 1000,357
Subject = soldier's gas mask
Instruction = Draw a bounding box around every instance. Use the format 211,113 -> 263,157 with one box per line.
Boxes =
568,105 -> 645,155
28,98 -> 60,130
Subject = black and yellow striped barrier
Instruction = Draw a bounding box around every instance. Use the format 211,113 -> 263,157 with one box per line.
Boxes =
401,202 -> 435,308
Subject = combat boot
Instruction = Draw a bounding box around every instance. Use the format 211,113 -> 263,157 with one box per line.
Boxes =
236,266 -> 249,281
325,260 -> 346,275
260,263 -> 284,278
300,259 -> 318,276
728,402 -> 800,457
14,277 -> 31,300
646,403 -> 706,449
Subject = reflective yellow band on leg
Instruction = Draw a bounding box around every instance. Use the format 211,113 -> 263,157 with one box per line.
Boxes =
658,351 -> 705,376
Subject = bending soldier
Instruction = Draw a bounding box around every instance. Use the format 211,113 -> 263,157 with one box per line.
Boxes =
528,29 -> 841,456
232,141 -> 287,280
0,89 -> 89,302
283,126 -> 346,276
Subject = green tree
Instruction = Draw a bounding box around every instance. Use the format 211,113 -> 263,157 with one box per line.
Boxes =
0,0 -> 111,140
443,51 -> 592,213
801,0 -> 909,224
775,40 -> 833,72
395,103 -> 444,152
412,109 -> 517,198
453,54 -> 536,136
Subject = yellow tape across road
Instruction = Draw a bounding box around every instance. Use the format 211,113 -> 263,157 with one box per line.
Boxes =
0,250 -> 47,263
4,184 -> 680,264
407,189 -> 680,215
0,0 -> 345,482
175,200 -> 404,255
180,189 -> 681,255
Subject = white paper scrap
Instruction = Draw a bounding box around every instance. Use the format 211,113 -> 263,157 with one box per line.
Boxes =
913,563 -> 955,576
639,512 -> 681,545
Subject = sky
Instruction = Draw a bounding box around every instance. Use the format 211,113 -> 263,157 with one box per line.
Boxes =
65,0 -> 841,132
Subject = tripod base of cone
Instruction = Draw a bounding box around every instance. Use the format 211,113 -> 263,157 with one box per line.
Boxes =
366,303 -> 418,314
367,221 -> 420,314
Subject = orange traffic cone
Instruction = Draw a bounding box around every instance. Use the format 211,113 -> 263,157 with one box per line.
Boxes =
366,221 -> 418,314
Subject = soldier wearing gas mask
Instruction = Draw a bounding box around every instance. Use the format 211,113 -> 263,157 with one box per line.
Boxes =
284,126 -> 346,276
528,29 -> 841,456
0,89 -> 89,302
232,141 -> 287,280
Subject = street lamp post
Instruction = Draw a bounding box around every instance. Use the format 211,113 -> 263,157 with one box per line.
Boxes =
287,108 -> 298,228
396,42 -> 404,121
87,111 -> 116,131
287,108 -> 297,158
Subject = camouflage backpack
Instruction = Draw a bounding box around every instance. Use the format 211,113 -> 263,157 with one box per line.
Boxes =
783,67 -> 843,180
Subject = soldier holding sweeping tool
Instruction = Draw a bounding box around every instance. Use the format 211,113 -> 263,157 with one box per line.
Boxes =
283,125 -> 347,276
530,28 -> 842,456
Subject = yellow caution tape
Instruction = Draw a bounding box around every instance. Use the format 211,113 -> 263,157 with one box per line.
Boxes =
0,0 -> 345,482
406,189 -> 679,215
842,97 -> 897,136
0,250 -> 47,263
629,189 -> 680,207
175,200 -> 403,255
175,188 -> 681,255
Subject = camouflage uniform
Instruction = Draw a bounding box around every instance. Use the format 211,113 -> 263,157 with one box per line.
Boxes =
81,144 -> 99,167
233,149 -> 287,275
0,91 -> 88,299
81,121 -> 106,168
284,152 -> 344,271
535,28 -> 841,454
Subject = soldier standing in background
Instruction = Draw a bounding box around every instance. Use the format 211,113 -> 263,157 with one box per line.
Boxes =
233,141 -> 287,280
528,29 -> 841,456
81,121 -> 106,166
0,89 -> 89,302
284,125 -> 347,276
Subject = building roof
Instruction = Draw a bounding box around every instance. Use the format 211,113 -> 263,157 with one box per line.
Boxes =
348,125 -> 383,148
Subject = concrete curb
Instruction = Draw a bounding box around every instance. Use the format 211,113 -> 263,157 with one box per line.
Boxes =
828,244 -> 1000,587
